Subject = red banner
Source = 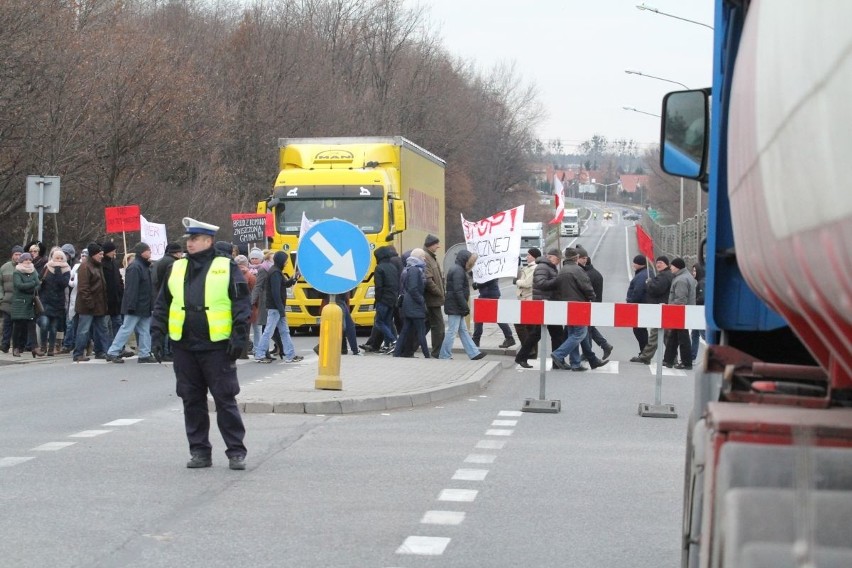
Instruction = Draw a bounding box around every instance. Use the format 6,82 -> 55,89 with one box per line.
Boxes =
636,224 -> 655,261
104,205 -> 141,233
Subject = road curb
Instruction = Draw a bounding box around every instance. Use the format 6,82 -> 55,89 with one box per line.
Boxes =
236,360 -> 502,415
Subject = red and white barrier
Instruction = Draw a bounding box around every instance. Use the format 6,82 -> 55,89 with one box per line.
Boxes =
472,299 -> 705,330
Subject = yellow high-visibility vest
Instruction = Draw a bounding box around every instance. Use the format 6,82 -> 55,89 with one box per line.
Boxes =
167,257 -> 232,341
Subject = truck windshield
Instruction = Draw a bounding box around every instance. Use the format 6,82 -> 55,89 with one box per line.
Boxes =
520,237 -> 540,248
565,214 -> 578,223
276,198 -> 384,234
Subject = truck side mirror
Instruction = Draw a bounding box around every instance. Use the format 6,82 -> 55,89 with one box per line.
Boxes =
660,89 -> 710,181
387,199 -> 407,240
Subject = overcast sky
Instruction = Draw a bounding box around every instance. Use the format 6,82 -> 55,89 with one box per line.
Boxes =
411,0 -> 714,151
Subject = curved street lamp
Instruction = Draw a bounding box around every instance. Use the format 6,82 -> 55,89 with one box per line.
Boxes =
636,3 -> 713,30
622,106 -> 660,118
624,70 -> 690,90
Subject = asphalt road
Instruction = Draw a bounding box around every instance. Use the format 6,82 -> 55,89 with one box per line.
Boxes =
1,205 -> 693,567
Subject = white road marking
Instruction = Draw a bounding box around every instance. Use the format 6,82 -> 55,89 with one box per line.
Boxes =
491,419 -> 517,426
0,457 -> 35,467
475,440 -> 506,449
421,510 -> 466,525
592,361 -> 620,374
498,410 -> 522,417
31,442 -> 76,451
452,469 -> 488,481
438,489 -> 478,502
102,419 -> 143,426
69,430 -> 112,438
465,454 -> 496,464
396,536 -> 451,556
648,364 -> 687,376
485,429 -> 513,436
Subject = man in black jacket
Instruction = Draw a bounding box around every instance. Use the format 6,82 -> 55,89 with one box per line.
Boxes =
101,241 -> 125,351
253,251 -> 301,363
438,250 -> 484,360
514,248 -> 565,368
372,246 -> 399,353
576,246 -> 612,367
631,256 -> 675,364
151,218 -> 252,471
626,255 -> 649,354
105,242 -> 156,364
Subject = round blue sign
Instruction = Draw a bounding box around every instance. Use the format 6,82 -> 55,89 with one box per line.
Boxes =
297,219 -> 372,295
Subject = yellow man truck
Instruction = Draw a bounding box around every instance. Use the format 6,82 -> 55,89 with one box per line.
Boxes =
258,136 -> 446,331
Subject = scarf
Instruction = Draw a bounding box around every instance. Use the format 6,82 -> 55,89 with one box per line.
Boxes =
47,259 -> 71,273
15,262 -> 35,274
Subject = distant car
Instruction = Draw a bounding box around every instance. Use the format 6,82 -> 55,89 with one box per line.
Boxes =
603,211 -> 613,220
624,212 -> 640,221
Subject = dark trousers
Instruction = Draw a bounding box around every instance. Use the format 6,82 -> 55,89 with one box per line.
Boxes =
173,347 -> 246,459
663,328 -> 691,366
472,321 -> 513,345
515,325 -> 564,362
1,311 -> 12,349
394,317 -> 429,358
12,319 -> 37,351
425,306 -> 444,358
632,327 -> 648,353
581,332 -> 603,364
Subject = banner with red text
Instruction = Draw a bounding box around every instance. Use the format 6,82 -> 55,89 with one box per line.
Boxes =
140,215 -> 167,261
461,205 -> 524,284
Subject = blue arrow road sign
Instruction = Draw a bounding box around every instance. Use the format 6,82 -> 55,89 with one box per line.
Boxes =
298,219 -> 372,295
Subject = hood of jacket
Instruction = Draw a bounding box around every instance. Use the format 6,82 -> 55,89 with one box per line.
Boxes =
406,256 -> 425,269
273,251 -> 289,270
455,249 -> 472,268
374,246 -> 391,263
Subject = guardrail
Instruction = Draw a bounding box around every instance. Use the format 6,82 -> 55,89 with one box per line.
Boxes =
641,208 -> 708,267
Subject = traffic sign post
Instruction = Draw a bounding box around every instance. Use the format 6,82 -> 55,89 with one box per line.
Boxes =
26,176 -> 61,242
298,220 -> 372,391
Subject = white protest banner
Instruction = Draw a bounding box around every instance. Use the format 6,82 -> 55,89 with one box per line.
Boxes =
140,215 -> 167,260
461,205 -> 524,284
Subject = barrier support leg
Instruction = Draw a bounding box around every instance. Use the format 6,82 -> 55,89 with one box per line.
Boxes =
638,327 -> 677,418
522,325 -> 561,413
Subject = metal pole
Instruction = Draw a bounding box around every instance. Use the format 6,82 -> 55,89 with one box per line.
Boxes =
37,179 -> 45,242
679,177 -> 684,256
696,181 -> 702,261
539,325 -> 547,399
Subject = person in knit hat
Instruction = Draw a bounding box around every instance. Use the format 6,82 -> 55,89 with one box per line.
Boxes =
38,247 -> 72,356
0,245 -> 25,352
513,246 -> 542,361
662,257 -> 697,370
61,243 -> 76,265
576,246 -> 613,367
72,242 -> 110,362
100,241 -> 124,351
550,246 -> 595,371
105,242 -> 156,364
422,234 -> 445,358
630,254 -> 675,364
626,255 -> 649,354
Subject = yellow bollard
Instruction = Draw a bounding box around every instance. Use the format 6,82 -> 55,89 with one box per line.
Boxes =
315,300 -> 343,390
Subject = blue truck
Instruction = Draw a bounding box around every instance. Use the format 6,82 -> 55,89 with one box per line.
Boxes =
659,2 -> 852,566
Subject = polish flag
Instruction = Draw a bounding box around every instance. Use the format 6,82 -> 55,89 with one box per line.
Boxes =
548,174 -> 565,225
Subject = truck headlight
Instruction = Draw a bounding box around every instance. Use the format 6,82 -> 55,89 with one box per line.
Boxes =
365,287 -> 375,299
287,288 -> 295,299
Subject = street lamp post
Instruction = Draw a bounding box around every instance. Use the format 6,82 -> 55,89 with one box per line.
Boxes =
636,3 -> 713,30
593,182 -> 620,206
624,70 -> 690,89
622,106 -> 660,118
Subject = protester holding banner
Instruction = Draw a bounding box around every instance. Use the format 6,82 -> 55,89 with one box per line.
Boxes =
438,250 -> 484,360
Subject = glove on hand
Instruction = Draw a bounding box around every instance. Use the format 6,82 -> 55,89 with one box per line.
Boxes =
227,323 -> 249,361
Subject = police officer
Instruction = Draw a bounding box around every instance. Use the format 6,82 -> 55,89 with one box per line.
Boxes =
151,218 -> 251,470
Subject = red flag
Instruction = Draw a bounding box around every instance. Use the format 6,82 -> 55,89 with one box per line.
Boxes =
548,174 -> 565,225
636,224 -> 654,261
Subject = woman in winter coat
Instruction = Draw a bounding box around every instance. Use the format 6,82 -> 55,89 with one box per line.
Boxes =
27,241 -> 48,276
393,248 -> 430,358
11,253 -> 43,357
38,247 -> 71,356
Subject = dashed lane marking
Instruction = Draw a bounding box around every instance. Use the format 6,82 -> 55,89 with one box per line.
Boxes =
421,511 -> 466,525
69,430 -> 112,438
0,457 -> 35,467
648,363 -> 687,376
396,536 -> 451,556
499,410 -> 522,417
438,489 -> 478,502
485,429 -> 513,436
102,419 -> 144,426
452,469 -> 488,481
464,454 -> 496,464
491,419 -> 517,426
31,442 -> 76,451
475,440 -> 506,450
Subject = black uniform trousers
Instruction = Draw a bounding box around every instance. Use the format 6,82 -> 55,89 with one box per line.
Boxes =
173,347 -> 247,459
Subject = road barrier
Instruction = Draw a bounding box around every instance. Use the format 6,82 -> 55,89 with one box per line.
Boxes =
472,298 -> 705,329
